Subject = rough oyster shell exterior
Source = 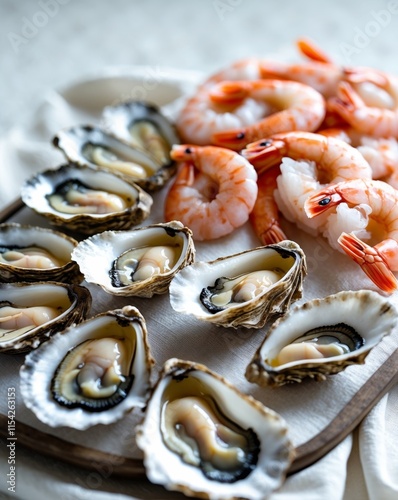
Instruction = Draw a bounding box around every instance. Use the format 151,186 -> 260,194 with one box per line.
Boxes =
0,223 -> 83,284
20,306 -> 154,429
0,281 -> 91,354
136,358 -> 294,500
169,240 -> 307,328
246,290 -> 397,387
20,163 -> 153,235
71,221 -> 195,298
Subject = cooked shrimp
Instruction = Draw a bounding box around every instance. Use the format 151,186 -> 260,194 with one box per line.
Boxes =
242,132 -> 372,235
305,178 -> 398,293
209,80 -> 325,150
176,80 -> 270,146
319,126 -> 398,181
328,78 -> 398,138
164,145 -> 257,241
259,37 -> 389,99
249,165 -> 287,245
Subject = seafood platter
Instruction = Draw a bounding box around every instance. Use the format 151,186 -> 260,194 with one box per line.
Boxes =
1,38 -> 398,499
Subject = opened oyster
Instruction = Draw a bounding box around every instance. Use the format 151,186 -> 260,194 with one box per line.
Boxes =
0,282 -> 91,354
20,306 -> 154,429
246,290 -> 397,387
102,100 -> 179,189
71,221 -> 195,298
136,358 -> 294,500
53,123 -> 176,192
169,240 -> 306,328
21,164 -> 152,235
0,223 -> 82,284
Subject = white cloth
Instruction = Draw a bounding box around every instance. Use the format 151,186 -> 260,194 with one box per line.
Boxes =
0,68 -> 397,500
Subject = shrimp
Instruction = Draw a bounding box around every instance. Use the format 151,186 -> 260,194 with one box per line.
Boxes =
209,80 -> 326,150
319,126 -> 398,182
259,37 -> 389,99
164,145 -> 258,241
249,165 -> 287,245
305,178 -> 398,293
328,78 -> 398,138
241,132 -> 372,235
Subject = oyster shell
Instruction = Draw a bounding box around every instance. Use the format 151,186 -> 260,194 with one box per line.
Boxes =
53,123 -> 176,192
169,240 -> 307,328
21,164 -> 153,235
0,223 -> 82,284
20,306 -> 154,429
102,100 -> 180,188
71,221 -> 195,298
246,290 -> 397,387
0,282 -> 91,354
136,358 -> 294,500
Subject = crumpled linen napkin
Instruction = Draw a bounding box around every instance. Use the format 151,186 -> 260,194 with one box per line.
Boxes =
0,67 -> 397,500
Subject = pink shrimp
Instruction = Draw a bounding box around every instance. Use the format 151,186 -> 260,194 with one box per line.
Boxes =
242,132 -> 372,236
164,145 -> 257,241
208,80 -> 325,150
305,178 -> 398,293
319,126 -> 398,182
249,165 -> 287,245
259,37 -> 389,99
328,77 -> 398,138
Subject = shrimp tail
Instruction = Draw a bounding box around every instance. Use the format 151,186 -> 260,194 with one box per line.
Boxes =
259,222 -> 287,245
338,232 -> 398,293
296,37 -> 333,64
209,81 -> 250,106
304,188 -> 343,218
328,81 -> 364,118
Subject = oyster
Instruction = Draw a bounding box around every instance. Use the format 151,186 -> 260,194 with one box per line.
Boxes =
21,164 -> 153,235
20,306 -> 154,429
169,240 -> 306,328
0,223 -> 82,284
0,282 -> 91,354
136,358 -> 294,500
53,123 -> 176,192
71,221 -> 195,298
246,290 -> 397,387
102,100 -> 180,186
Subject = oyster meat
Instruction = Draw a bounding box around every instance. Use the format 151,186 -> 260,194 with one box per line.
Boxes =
72,221 -> 195,297
0,223 -> 82,284
246,290 -> 397,387
0,282 -> 91,354
169,240 -> 306,328
21,164 -> 153,235
136,358 -> 294,500
20,306 -> 154,429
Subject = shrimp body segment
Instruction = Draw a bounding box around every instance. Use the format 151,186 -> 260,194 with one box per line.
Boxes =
244,132 -> 373,181
210,80 -> 326,150
305,178 -> 398,293
164,145 -> 258,241
249,165 -> 287,245
329,79 -> 398,138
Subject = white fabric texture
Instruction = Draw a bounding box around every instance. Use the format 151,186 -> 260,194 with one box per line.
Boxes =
0,70 -> 398,500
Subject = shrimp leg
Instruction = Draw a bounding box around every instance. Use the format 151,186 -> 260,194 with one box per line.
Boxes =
249,165 -> 286,245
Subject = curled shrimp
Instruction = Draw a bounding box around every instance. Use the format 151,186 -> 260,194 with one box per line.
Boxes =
328,77 -> 398,138
249,165 -> 287,245
259,37 -> 389,99
305,178 -> 398,293
209,80 -> 325,150
242,131 -> 372,235
319,126 -> 398,182
164,145 -> 257,241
